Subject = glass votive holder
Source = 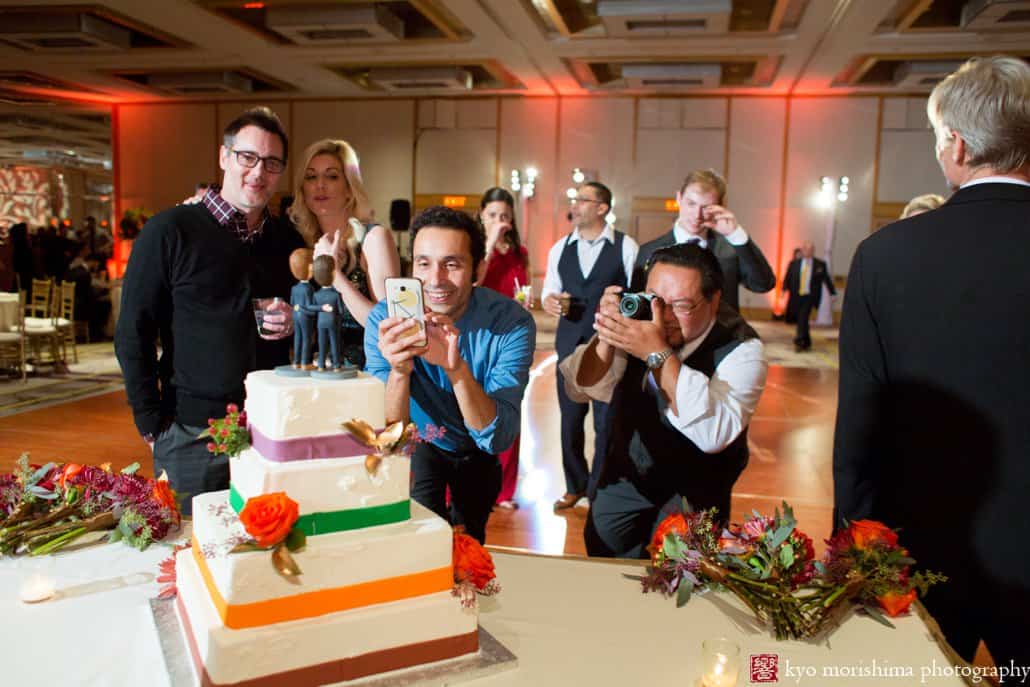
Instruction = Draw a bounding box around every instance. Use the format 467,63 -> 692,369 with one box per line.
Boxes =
18,555 -> 56,604
701,638 -> 741,687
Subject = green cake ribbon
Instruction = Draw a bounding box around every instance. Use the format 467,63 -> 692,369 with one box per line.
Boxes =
229,483 -> 410,536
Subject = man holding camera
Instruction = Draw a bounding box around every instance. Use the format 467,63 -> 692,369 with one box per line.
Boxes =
365,206 -> 535,544
561,244 -> 767,558
633,169 -> 774,312
541,182 -> 639,511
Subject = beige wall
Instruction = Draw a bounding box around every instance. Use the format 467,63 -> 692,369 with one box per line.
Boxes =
115,95 -> 950,306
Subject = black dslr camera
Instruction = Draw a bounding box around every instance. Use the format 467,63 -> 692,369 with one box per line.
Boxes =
619,292 -> 657,320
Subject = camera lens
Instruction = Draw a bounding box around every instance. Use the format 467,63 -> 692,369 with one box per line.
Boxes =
400,286 -> 406,291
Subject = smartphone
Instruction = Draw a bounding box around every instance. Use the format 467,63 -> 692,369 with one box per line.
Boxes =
385,277 -> 426,345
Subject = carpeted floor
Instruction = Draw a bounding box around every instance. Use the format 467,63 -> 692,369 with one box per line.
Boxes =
0,343 -> 125,417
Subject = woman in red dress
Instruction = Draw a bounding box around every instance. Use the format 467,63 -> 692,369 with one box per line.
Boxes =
477,187 -> 530,510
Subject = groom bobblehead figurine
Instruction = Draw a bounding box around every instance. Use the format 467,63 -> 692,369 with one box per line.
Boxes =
310,254 -> 345,370
289,248 -> 316,368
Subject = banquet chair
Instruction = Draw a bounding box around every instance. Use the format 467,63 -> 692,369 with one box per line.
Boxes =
0,291 -> 28,381
55,281 -> 78,364
21,279 -> 64,369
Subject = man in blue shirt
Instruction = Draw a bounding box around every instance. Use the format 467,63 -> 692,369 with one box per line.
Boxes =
365,206 -> 535,543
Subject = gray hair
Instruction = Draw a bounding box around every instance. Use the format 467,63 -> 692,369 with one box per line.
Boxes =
927,56 -> 1030,173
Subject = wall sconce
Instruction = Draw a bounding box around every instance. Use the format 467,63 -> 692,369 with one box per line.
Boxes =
816,176 -> 849,209
511,167 -> 538,198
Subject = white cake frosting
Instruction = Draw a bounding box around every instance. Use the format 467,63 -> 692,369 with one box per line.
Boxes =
244,370 -> 386,440
192,491 -> 450,608
176,550 -> 477,686
231,449 -> 409,517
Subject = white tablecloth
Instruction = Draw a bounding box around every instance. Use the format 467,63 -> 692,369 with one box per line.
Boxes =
0,538 -> 971,686
0,292 -> 18,332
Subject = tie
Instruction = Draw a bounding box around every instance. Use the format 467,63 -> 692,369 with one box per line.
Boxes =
799,260 -> 810,296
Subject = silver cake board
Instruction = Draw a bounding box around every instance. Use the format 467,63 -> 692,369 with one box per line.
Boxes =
150,598 -> 518,687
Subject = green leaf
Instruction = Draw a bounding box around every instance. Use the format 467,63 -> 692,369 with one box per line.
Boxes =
663,533 -> 687,562
108,529 -> 123,543
676,579 -> 694,608
814,561 -> 827,575
120,462 -> 141,475
862,603 -> 896,629
780,542 -> 795,569
767,524 -> 793,550
285,527 -> 306,553
29,462 -> 56,484
28,486 -> 58,500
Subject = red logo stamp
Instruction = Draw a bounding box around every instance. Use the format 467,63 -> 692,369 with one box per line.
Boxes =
749,654 -> 779,683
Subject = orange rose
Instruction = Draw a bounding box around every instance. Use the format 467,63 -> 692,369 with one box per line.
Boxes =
152,479 -> 179,515
849,520 -> 899,550
453,531 -> 496,590
649,512 -> 690,560
239,492 -> 300,548
59,463 -> 83,488
877,589 -> 917,617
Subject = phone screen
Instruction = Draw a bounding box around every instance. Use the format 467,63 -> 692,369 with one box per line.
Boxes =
385,277 -> 426,343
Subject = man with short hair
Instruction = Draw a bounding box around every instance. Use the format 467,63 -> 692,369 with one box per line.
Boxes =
834,56 -> 1030,665
633,169 -> 774,312
783,241 -> 835,352
563,243 -> 767,558
365,206 -> 535,544
116,106 -> 300,514
541,182 -> 639,511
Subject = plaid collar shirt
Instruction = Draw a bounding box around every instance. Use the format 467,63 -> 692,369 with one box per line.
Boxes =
201,188 -> 269,243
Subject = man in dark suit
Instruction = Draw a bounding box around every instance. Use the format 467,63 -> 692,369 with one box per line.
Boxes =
834,56 -> 1030,667
783,241 -> 835,351
633,169 -> 775,312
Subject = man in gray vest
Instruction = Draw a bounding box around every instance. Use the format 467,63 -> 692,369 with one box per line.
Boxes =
561,244 -> 768,558
541,182 -> 639,511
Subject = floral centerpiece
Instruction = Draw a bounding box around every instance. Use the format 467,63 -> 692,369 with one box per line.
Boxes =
0,455 -> 181,556
633,501 -> 945,640
199,403 -> 250,457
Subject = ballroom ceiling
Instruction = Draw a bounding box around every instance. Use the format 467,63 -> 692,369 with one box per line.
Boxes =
0,0 -> 1026,103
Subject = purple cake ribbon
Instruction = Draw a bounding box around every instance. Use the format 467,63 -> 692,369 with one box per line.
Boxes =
248,423 -> 383,462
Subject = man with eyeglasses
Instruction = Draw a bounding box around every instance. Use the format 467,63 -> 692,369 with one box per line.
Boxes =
541,181 -> 639,511
560,243 -> 767,558
116,106 -> 303,514
632,169 -> 774,312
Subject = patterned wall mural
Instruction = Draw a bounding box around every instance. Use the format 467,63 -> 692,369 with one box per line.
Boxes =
0,166 -> 51,228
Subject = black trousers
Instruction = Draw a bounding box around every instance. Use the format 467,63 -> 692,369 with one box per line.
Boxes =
556,369 -> 609,498
794,294 -> 816,348
585,459 -> 742,559
410,442 -> 502,544
152,421 -> 229,517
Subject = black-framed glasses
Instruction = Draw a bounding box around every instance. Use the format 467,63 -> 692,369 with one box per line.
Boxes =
667,299 -> 707,316
231,149 -> 286,174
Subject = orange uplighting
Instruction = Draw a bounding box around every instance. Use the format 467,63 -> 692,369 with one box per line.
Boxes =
664,199 -> 680,212
100,220 -> 109,228
442,196 -> 467,208
243,2 -> 265,8
62,219 -> 72,227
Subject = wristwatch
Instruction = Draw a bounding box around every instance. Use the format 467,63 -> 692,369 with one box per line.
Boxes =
646,348 -> 674,371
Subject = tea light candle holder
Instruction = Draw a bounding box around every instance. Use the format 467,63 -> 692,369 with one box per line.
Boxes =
20,571 -> 55,603
701,638 -> 740,687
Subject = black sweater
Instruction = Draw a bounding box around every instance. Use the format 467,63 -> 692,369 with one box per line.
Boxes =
115,204 -> 303,437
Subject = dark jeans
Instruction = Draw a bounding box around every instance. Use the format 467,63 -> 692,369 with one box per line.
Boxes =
410,442 -> 502,544
152,421 -> 229,517
556,369 -> 609,498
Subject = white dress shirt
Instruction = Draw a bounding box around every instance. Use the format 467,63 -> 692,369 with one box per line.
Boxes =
541,224 -> 639,301
672,221 -> 750,249
960,176 -> 1030,189
558,325 -> 767,454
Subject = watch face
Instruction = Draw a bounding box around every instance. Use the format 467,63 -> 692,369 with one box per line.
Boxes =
647,352 -> 662,369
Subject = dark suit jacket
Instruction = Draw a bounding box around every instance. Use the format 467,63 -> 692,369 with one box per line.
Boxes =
784,257 -> 835,308
834,182 -> 1030,594
632,228 -> 775,311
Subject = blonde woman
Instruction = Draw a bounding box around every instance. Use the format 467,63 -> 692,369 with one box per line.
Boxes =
900,193 -> 946,219
289,139 -> 399,366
